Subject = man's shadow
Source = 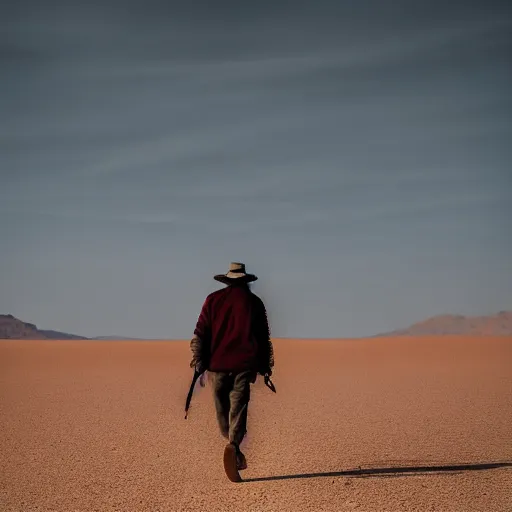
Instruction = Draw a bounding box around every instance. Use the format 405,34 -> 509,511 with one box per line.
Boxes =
243,461 -> 512,483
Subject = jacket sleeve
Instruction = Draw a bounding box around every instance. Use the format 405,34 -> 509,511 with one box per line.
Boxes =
190,297 -> 211,372
255,298 -> 274,375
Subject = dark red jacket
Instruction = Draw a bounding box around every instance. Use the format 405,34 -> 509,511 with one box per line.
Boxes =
193,284 -> 273,373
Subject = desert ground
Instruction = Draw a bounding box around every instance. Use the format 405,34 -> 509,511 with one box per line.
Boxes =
1,337 -> 511,512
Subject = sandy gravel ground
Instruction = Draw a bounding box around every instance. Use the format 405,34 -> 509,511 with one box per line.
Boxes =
1,337 -> 511,512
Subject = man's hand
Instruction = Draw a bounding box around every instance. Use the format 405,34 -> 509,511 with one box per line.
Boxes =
190,336 -> 207,375
195,362 -> 206,375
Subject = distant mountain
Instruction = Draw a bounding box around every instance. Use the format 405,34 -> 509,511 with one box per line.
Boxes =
5,310 -> 511,341
39,330 -> 88,340
0,314 -> 46,339
0,316 -> 151,340
0,314 -> 88,340
377,311 -> 512,336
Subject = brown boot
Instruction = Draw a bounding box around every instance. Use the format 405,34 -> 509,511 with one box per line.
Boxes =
223,443 -> 242,482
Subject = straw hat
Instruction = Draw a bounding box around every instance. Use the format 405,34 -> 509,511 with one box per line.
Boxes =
214,262 -> 258,285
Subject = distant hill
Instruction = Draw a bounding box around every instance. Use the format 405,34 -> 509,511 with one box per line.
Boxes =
39,330 -> 88,340
0,314 -> 46,339
0,316 -> 150,340
377,311 -> 512,336
0,315 -> 88,340
4,310 -> 512,341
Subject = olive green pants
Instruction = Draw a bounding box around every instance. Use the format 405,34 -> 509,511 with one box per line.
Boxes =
210,371 -> 255,446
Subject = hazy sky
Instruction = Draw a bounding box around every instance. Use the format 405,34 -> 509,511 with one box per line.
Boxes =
1,1 -> 511,338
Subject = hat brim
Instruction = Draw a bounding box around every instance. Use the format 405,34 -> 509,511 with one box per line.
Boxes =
214,274 -> 258,285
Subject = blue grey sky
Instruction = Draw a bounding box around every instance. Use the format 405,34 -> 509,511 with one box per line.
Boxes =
1,1 -> 511,338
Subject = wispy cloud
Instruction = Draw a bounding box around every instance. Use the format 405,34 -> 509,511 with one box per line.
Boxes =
1,0 -> 511,337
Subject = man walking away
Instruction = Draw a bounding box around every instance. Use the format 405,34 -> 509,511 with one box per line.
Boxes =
189,262 -> 274,482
